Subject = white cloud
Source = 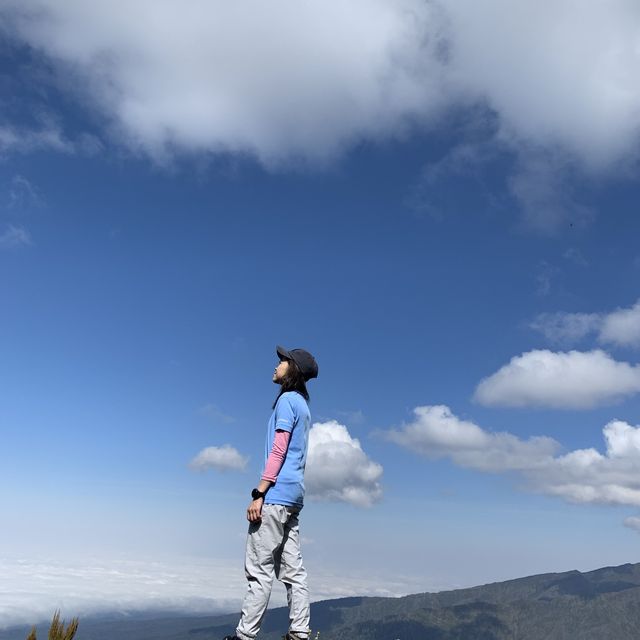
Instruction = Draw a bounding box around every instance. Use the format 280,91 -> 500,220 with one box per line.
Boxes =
386,405 -> 559,473
600,301 -> 640,347
0,224 -> 32,249
189,445 -> 248,472
2,0 -> 446,167
530,418 -> 640,508
443,0 -> 640,171
385,404 -> 640,527
623,516 -> 640,533
306,420 -> 383,508
3,0 -> 640,182
531,300 -> 640,348
474,349 -> 640,409
190,422 -> 383,505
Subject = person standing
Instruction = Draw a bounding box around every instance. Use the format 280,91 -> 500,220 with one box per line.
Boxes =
224,345 -> 319,640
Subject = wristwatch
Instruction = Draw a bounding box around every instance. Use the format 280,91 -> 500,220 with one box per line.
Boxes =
251,488 -> 266,500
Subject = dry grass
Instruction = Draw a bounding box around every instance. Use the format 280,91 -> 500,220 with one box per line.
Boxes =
26,611 -> 78,640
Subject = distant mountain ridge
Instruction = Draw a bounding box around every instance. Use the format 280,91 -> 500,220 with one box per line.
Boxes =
4,562 -> 640,640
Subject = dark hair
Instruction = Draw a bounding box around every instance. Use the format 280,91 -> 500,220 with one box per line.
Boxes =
273,358 -> 309,408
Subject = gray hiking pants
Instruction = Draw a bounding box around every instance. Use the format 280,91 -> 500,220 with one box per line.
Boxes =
236,503 -> 310,640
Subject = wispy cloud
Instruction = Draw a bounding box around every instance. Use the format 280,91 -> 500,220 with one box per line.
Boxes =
189,445 -> 248,472
534,261 -> 559,297
334,409 -> 366,425
0,121 -> 102,159
563,247 -> 588,268
531,299 -> 640,348
7,174 -> 43,210
0,124 -> 74,156
197,403 -> 235,424
0,224 -> 32,249
406,139 -> 499,220
508,153 -> 594,234
409,138 -> 596,234
474,349 -> 640,409
624,516 -> 640,533
530,312 -> 600,344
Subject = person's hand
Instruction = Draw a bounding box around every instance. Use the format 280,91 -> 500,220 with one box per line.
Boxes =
247,498 -> 264,522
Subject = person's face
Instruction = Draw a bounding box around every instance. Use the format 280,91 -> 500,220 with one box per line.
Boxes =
273,358 -> 290,384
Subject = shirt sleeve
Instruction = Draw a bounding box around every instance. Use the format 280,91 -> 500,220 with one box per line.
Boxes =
261,429 -> 291,483
274,394 -> 296,433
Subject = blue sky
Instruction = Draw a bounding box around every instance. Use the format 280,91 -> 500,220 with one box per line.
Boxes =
2,0 -> 640,627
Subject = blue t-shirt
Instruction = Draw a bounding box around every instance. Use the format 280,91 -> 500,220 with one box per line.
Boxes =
264,391 -> 311,508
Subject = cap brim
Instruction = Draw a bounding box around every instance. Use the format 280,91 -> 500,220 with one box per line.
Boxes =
276,345 -> 292,360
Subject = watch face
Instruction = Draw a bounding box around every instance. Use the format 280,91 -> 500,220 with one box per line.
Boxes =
251,489 -> 263,499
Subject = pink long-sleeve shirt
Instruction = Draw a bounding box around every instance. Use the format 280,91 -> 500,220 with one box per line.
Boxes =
261,429 -> 291,482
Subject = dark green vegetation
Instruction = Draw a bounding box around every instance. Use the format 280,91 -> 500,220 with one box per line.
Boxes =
5,562 -> 640,640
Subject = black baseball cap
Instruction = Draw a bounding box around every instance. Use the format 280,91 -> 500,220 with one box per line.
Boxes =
276,345 -> 318,381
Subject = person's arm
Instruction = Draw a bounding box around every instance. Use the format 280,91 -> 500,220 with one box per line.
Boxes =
247,478 -> 271,522
262,429 -> 291,482
247,430 -> 291,522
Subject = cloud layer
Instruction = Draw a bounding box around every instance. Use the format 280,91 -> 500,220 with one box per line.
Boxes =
0,554 -> 417,628
474,349 -> 640,409
386,404 -> 640,522
4,0 -> 640,176
0,556 -> 241,629
306,420 -> 383,507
